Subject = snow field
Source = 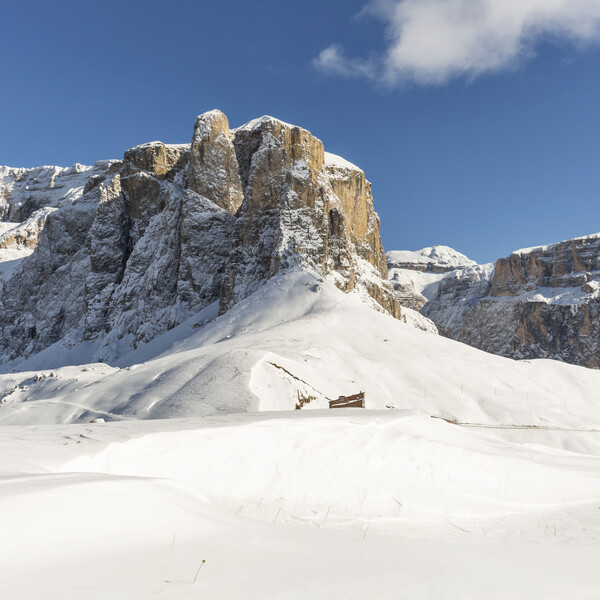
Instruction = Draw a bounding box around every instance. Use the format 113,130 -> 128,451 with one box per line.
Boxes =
1,412 -> 600,599
62,412 -> 600,520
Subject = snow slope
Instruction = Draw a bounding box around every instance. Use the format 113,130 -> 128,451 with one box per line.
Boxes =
1,411 -> 599,599
2,269 -> 600,434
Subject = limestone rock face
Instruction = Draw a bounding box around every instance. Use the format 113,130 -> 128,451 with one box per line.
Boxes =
0,163 -> 95,221
389,279 -> 427,312
421,263 -> 494,338
327,173 -> 384,272
188,110 -> 244,214
422,235 -> 600,368
123,142 -> 189,180
0,200 -> 96,358
222,117 -> 326,310
0,207 -> 56,251
458,297 -> 600,368
0,110 -> 400,363
222,119 -> 398,316
490,238 -> 600,296
83,173 -> 131,341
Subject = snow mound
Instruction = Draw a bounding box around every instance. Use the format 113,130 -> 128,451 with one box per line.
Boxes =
3,411 -> 600,599
62,412 -> 600,520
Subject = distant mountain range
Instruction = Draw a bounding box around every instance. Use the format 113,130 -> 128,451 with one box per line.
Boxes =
390,236 -> 600,368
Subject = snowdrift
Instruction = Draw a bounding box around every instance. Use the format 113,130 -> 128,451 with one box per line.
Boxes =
1,410 -> 599,599
62,411 -> 600,520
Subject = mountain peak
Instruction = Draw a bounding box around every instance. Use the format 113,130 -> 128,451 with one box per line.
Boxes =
0,110 -> 401,364
387,245 -> 476,272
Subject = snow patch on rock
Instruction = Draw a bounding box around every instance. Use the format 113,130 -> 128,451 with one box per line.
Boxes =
324,151 -> 361,172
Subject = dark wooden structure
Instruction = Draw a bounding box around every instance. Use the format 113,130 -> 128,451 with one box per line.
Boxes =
329,392 -> 365,409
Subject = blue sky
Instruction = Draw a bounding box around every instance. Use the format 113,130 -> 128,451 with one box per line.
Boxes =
2,0 -> 600,263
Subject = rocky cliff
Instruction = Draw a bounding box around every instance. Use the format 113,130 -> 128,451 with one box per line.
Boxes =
420,236 -> 600,368
0,110 -> 400,363
387,245 -> 476,311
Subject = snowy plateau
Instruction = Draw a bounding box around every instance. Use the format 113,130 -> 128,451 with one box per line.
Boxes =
0,111 -> 599,599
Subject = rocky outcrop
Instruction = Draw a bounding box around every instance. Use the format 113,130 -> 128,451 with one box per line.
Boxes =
489,238 -> 600,295
422,235 -> 600,368
0,198 -> 97,356
421,263 -> 494,338
0,163 -> 94,222
387,245 -> 476,312
222,118 -> 397,316
0,110 -> 401,363
123,141 -> 189,180
0,208 -> 56,250
188,111 -> 243,214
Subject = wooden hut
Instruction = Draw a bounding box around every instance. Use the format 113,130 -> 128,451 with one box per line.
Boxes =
328,392 -> 365,409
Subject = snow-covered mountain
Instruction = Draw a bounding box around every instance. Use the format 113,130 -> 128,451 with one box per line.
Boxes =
2,258 -> 600,598
398,236 -> 600,368
387,245 -> 476,273
387,245 -> 476,312
3,110 -> 600,424
2,114 -> 600,599
0,110 -> 399,365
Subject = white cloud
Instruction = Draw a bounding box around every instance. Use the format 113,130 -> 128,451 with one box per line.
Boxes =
313,45 -> 376,79
314,0 -> 600,86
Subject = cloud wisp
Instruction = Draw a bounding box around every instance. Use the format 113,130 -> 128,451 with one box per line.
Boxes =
314,0 -> 600,86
